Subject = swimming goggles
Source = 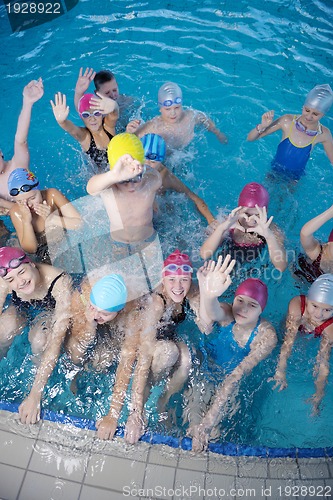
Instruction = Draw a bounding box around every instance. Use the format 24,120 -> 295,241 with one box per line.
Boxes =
159,97 -> 182,107
145,152 -> 164,162
119,165 -> 146,184
80,110 -> 103,119
163,264 -> 193,273
0,254 -> 27,278
9,182 -> 39,197
295,119 -> 318,137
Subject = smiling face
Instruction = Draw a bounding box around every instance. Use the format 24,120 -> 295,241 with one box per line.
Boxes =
159,104 -> 183,124
232,294 -> 262,326
97,78 -> 119,100
306,299 -> 333,323
162,274 -> 192,303
2,262 -> 38,295
87,303 -> 118,324
300,106 -> 324,128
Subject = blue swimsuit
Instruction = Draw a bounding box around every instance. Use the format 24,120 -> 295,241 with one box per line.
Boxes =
205,320 -> 260,374
271,116 -> 318,180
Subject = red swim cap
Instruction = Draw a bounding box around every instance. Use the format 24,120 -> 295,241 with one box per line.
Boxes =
238,182 -> 269,208
162,249 -> 193,277
234,278 -> 268,312
78,93 -> 95,114
328,229 -> 333,242
0,247 -> 31,276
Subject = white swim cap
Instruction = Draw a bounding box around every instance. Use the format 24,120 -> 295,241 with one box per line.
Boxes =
307,274 -> 333,306
158,82 -> 182,107
304,84 -> 333,114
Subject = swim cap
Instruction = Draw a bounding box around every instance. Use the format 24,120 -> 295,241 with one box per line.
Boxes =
307,274 -> 333,306
234,278 -> 268,312
304,84 -> 333,115
0,246 -> 31,277
238,182 -> 269,208
141,134 -> 166,163
162,249 -> 193,277
8,168 -> 39,197
328,229 -> 333,243
158,82 -> 183,107
78,93 -> 95,115
107,133 -> 145,169
90,274 -> 128,313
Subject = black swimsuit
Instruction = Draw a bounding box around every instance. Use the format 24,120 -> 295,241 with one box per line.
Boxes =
85,125 -> 113,171
295,246 -> 324,284
12,272 -> 66,315
155,293 -> 189,341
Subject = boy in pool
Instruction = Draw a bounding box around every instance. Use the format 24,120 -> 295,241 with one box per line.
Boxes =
67,273 -> 145,440
127,82 -> 227,150
188,255 -> 277,452
247,84 -> 333,180
8,168 -> 81,263
270,274 -> 333,414
141,133 -> 216,225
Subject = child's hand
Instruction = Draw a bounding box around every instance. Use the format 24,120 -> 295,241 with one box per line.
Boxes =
126,119 -> 141,134
34,200 -> 51,220
227,206 -> 246,232
23,78 -> 44,104
112,154 -> 143,182
261,110 -> 274,128
50,92 -> 70,123
200,255 -> 236,298
18,201 -> 33,223
247,205 -> 273,238
75,67 -> 96,94
90,93 -> 118,115
268,369 -> 287,391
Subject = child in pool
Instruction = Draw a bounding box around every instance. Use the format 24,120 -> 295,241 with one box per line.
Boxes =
0,246 -> 72,424
141,133 -> 216,225
67,273 -> 145,440
295,204 -> 333,283
200,182 -> 287,272
51,91 -> 118,172
188,255 -> 277,452
124,250 -> 206,445
86,133 -> 162,249
270,274 -> 333,414
247,84 -> 333,180
74,67 -> 135,131
127,81 -> 227,150
8,169 -> 81,263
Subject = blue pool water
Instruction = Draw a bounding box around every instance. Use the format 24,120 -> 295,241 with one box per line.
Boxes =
0,0 -> 333,452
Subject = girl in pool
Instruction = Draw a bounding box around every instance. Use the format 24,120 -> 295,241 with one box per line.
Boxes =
51,91 -> 118,172
200,182 -> 287,272
8,168 -> 81,263
0,246 -> 72,425
247,84 -> 333,180
188,255 -> 277,452
124,249 -> 205,445
270,274 -> 333,414
295,204 -> 333,283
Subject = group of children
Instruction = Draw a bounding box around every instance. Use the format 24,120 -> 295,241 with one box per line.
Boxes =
0,70 -> 333,452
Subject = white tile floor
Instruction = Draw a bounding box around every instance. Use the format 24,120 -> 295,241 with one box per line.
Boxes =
0,409 -> 332,500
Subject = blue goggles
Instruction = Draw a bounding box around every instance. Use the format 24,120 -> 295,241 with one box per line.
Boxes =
159,97 -> 182,107
145,152 -> 164,162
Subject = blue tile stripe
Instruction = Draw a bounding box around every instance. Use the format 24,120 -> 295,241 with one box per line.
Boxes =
0,400 -> 330,458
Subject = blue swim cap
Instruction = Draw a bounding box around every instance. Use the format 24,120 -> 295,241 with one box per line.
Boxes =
141,134 -> 166,163
8,168 -> 39,197
90,274 -> 127,313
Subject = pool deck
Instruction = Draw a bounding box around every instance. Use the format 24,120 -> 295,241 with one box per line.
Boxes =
0,410 -> 332,500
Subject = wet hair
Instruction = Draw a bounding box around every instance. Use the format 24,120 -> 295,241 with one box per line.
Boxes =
94,70 -> 116,90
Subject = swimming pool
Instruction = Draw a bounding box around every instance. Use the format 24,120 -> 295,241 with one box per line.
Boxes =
0,0 -> 333,457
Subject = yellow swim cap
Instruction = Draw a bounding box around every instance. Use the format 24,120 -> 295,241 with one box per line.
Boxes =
107,133 -> 145,169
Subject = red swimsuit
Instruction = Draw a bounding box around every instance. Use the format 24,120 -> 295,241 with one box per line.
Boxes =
298,295 -> 333,337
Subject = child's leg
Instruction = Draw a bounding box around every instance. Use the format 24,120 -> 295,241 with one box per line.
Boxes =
0,305 -> 26,356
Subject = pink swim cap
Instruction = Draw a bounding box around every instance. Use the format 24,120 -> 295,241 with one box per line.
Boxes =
78,93 -> 95,115
0,247 -> 31,277
328,229 -> 333,243
162,249 -> 193,277
234,278 -> 268,312
238,182 -> 269,208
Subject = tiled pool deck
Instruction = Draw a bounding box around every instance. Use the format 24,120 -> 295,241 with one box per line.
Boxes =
0,409 -> 332,500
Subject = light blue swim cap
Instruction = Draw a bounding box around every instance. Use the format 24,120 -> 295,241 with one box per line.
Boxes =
8,168 -> 39,197
308,274 -> 333,306
141,134 -> 166,163
90,274 -> 127,313
304,84 -> 333,114
158,82 -> 182,107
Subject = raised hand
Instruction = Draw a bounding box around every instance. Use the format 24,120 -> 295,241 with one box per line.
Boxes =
200,255 -> 236,298
112,154 -> 143,182
23,78 -> 44,104
126,119 -> 141,134
89,93 -> 118,115
247,205 -> 273,238
261,110 -> 274,129
226,206 -> 246,232
75,67 -> 96,95
50,92 -> 70,123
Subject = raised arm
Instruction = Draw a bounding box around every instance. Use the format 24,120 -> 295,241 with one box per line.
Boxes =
50,92 -> 87,143
247,111 -> 284,141
18,273 -> 72,424
89,93 -> 119,136
300,204 -> 333,261
74,67 -> 96,112
195,111 -> 227,144
12,78 -> 44,168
